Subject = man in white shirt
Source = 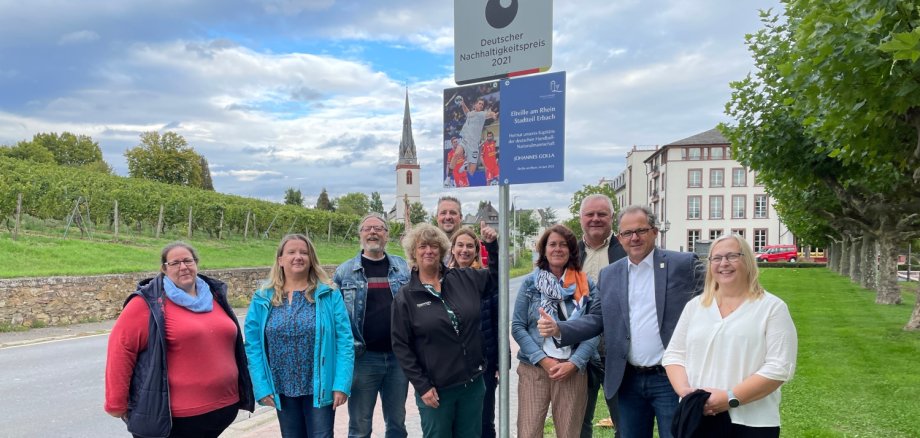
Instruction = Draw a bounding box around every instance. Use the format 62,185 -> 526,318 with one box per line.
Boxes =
539,205 -> 703,438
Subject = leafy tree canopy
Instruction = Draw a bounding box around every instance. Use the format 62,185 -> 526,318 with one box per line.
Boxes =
315,188 -> 335,211
370,192 -> 385,214
409,201 -> 428,225
336,192 -> 370,216
284,188 -> 304,207
125,131 -> 204,188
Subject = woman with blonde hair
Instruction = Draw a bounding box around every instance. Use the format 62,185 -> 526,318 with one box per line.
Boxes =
391,223 -> 498,437
244,234 -> 354,438
663,234 -> 797,437
448,226 -> 500,438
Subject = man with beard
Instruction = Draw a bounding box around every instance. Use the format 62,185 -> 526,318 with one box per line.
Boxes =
334,213 -> 411,438
436,196 -> 463,242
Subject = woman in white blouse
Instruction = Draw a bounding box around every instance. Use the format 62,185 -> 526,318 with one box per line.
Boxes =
663,234 -> 797,437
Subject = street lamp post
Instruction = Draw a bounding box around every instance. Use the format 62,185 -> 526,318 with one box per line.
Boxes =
660,219 -> 671,249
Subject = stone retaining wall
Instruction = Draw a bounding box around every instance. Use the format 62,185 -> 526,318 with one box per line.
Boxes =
0,265 -> 338,328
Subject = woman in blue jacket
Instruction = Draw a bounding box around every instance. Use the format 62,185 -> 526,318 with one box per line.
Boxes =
244,234 -> 354,438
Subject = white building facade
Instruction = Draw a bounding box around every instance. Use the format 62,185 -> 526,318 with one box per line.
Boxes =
609,146 -> 657,211
619,128 -> 794,253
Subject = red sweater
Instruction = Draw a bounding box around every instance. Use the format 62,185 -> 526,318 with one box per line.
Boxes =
105,298 -> 240,417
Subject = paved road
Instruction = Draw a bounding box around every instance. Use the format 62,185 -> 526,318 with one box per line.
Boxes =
0,275 -> 528,437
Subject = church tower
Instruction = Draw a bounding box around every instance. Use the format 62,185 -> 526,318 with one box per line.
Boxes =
395,89 -> 421,222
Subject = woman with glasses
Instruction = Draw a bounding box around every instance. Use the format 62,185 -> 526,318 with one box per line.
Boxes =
244,234 -> 354,438
391,223 -> 498,438
447,226 -> 500,438
511,224 -> 600,438
105,242 -> 254,438
663,234 -> 798,437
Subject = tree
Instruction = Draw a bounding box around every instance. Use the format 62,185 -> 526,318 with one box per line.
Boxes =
541,207 -> 558,226
516,210 -> 540,247
315,188 -> 335,211
284,188 -> 304,207
565,183 -> 619,237
336,192 -> 370,216
0,141 -> 55,164
199,156 -> 214,191
31,132 -> 106,168
721,2 -> 920,320
370,192 -> 385,214
125,131 -> 204,188
409,201 -> 428,225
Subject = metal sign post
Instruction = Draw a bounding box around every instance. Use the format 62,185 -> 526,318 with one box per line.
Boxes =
497,183 -> 511,438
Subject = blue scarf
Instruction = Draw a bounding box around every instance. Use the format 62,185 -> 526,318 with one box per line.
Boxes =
163,275 -> 213,313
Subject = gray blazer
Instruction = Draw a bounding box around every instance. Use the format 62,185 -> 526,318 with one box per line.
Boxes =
557,248 -> 703,395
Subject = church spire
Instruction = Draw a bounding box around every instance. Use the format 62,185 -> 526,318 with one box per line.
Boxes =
398,88 -> 417,165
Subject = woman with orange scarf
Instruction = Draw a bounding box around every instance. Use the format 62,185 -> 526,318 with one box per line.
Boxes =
511,225 -> 601,438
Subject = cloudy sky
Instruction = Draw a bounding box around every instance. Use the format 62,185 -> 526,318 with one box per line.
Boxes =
0,0 -> 781,219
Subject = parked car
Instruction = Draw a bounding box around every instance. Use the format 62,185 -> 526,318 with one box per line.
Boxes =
756,244 -> 799,262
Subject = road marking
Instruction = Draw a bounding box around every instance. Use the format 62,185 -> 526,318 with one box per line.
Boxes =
0,331 -> 110,350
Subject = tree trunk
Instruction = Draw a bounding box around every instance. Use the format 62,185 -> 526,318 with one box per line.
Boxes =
849,235 -> 862,284
861,235 -> 876,290
876,235 -> 902,304
840,236 -> 851,277
906,284 -> 920,330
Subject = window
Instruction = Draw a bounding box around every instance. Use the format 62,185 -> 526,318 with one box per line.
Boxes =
732,228 -> 746,239
688,169 -> 702,187
753,229 -> 768,252
732,195 -> 746,218
709,196 -> 723,219
754,195 -> 769,218
732,167 -> 747,187
688,230 -> 701,253
710,229 -> 723,240
710,169 -> 724,187
688,196 -> 702,219
711,147 -> 724,160
753,171 -> 763,186
406,170 -> 413,185
688,148 -> 701,160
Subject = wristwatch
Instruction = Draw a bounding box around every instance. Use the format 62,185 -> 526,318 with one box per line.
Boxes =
727,389 -> 741,408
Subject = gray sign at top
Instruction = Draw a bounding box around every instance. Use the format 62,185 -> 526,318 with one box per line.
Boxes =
454,0 -> 553,85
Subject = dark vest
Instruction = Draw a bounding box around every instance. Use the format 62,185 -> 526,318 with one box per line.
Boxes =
123,273 -> 254,438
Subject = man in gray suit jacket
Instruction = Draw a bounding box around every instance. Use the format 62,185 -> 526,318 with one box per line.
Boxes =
539,205 -> 703,438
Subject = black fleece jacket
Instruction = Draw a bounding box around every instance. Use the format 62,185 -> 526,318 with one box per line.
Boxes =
391,240 -> 498,395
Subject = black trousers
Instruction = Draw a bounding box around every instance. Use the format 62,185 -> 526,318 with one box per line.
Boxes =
581,360 -> 621,438
133,404 -> 238,438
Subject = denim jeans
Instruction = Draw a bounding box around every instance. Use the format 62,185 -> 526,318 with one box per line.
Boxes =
277,394 -> 334,438
616,367 -> 678,438
347,351 -> 409,438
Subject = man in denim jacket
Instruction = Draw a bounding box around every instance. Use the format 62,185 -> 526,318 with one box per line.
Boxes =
333,213 -> 411,438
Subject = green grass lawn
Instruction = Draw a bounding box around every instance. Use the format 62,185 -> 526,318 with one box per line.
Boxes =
0,230 -> 387,278
577,268 -> 920,438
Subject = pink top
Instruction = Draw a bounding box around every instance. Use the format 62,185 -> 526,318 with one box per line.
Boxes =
105,297 -> 240,417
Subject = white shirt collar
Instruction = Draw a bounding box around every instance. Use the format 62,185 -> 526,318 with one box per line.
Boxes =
628,248 -> 656,270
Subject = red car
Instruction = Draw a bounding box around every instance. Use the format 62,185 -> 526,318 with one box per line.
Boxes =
755,245 -> 799,262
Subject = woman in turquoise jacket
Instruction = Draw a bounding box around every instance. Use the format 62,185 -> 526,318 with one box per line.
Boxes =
244,234 -> 354,438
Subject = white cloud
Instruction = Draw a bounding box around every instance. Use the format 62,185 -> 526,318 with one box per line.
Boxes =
57,30 -> 100,45
213,169 -> 283,181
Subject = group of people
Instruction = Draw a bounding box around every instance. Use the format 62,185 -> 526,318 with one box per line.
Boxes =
104,193 -> 798,438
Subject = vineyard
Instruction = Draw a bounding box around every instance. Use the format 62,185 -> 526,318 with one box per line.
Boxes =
0,156 -> 359,241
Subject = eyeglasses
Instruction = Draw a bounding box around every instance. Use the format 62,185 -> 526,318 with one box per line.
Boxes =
710,252 -> 743,264
360,225 -> 387,232
163,259 -> 196,268
618,227 -> 653,239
